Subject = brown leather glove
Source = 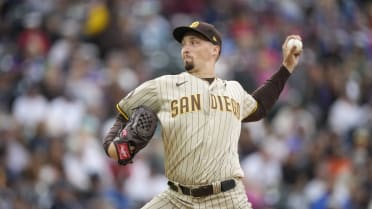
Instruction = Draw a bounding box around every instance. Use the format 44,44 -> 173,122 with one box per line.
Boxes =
113,106 -> 158,165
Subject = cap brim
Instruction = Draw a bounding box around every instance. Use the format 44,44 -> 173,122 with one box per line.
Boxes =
173,26 -> 209,44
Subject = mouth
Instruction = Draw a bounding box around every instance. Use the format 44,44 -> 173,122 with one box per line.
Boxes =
183,55 -> 192,61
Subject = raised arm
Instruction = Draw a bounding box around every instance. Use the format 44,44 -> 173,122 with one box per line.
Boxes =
243,35 -> 302,122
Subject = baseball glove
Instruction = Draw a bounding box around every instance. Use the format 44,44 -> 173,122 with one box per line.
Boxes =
113,106 -> 158,165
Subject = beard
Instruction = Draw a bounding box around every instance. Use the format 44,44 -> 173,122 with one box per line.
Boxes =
184,60 -> 194,71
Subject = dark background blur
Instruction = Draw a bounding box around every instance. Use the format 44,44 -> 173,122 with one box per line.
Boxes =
0,0 -> 371,209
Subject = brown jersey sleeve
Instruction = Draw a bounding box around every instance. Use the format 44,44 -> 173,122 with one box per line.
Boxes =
243,65 -> 291,122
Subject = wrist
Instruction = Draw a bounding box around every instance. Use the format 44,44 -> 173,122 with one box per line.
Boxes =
282,62 -> 294,73
110,140 -> 136,165
280,65 -> 291,75
108,142 -> 119,160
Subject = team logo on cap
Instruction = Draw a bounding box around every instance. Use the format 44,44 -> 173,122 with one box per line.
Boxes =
212,36 -> 217,42
190,21 -> 199,28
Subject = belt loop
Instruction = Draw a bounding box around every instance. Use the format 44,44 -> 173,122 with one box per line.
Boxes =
212,181 -> 221,194
174,182 -> 182,194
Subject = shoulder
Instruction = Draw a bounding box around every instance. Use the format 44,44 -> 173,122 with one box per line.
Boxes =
224,80 -> 244,89
225,80 -> 241,86
139,74 -> 176,86
156,72 -> 187,80
153,72 -> 188,83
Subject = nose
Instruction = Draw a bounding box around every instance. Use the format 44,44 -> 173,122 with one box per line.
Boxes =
182,45 -> 190,55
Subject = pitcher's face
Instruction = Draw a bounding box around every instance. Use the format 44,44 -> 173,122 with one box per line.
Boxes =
181,32 -> 219,71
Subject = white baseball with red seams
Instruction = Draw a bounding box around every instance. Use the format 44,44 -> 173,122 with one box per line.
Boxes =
287,38 -> 303,53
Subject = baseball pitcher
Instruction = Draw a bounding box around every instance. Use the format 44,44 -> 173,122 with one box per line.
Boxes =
102,21 -> 302,208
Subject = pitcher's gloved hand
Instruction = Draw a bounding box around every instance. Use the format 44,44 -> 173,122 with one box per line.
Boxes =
113,106 -> 158,165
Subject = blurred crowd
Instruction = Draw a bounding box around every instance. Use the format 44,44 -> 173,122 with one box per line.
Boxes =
0,0 -> 371,209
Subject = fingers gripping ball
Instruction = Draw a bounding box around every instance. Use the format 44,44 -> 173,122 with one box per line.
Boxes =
287,38 -> 303,54
113,106 -> 158,165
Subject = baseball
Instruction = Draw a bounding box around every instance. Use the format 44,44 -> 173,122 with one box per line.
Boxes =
287,38 -> 303,52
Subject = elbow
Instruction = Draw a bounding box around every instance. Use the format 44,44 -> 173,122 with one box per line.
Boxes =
242,104 -> 267,123
242,112 -> 266,122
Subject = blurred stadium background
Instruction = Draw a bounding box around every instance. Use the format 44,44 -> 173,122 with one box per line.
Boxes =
0,0 -> 371,209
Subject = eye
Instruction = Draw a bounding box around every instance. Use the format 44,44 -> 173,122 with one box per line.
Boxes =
191,39 -> 199,46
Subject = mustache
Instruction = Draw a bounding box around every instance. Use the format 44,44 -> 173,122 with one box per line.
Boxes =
183,54 -> 192,60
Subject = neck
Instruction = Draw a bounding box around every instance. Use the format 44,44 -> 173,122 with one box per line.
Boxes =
188,61 -> 216,78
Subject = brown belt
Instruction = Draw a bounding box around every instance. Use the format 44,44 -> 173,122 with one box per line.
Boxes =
167,179 -> 236,197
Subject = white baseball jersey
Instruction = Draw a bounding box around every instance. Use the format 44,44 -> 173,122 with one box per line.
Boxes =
117,72 -> 257,186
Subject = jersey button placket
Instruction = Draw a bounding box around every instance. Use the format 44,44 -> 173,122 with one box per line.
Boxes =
206,83 -> 216,117
208,82 -> 219,117
202,81 -> 211,116
206,83 -> 217,136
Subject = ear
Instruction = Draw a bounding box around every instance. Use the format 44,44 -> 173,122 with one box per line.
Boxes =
212,45 -> 220,57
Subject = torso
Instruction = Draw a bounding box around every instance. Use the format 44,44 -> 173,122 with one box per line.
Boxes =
118,72 -> 257,185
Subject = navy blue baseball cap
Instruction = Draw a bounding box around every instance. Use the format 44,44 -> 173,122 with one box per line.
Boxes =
173,21 -> 222,46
